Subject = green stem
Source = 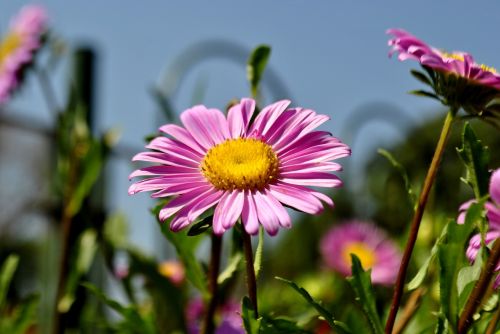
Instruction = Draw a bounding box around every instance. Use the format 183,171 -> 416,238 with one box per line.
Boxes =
242,230 -> 258,317
201,233 -> 223,334
385,111 -> 455,334
458,239 -> 500,334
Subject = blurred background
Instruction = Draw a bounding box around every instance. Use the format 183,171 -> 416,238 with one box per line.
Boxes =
1,1 -> 500,333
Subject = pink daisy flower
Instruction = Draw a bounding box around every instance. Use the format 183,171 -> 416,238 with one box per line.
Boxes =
387,29 -> 500,89
458,169 -> 500,288
387,29 -> 500,120
320,221 -> 402,285
0,5 -> 47,104
129,98 -> 350,236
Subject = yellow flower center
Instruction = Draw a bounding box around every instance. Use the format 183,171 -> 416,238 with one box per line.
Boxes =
0,33 -> 21,71
441,51 -> 497,74
201,138 -> 279,191
342,242 -> 376,270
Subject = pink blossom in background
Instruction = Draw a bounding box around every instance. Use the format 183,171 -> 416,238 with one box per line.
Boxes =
186,298 -> 243,334
320,221 -> 402,285
129,98 -> 350,236
387,28 -> 500,89
0,5 -> 47,104
458,169 -> 500,288
158,260 -> 185,286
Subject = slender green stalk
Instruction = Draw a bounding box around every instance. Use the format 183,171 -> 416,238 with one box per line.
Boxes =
242,230 -> 258,317
485,302 -> 500,334
458,239 -> 500,334
385,111 -> 455,334
201,233 -> 223,334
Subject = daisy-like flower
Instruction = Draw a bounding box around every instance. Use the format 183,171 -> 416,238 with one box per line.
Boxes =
387,29 -> 500,119
129,98 -> 350,236
0,5 -> 47,104
458,169 -> 500,288
320,221 -> 402,285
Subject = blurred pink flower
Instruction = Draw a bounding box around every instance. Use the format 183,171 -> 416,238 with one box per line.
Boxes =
129,98 -> 350,236
320,221 -> 402,285
0,5 -> 47,104
387,28 -> 500,89
158,260 -> 185,286
458,169 -> 500,288
186,298 -> 243,334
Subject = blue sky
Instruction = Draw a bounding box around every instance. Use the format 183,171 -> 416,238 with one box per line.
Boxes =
2,1 -> 500,251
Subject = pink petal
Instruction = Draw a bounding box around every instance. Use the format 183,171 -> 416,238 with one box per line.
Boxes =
242,191 -> 259,235
253,190 -> 280,236
249,100 -> 291,135
187,189 -> 223,222
280,172 -> 343,188
159,186 -> 213,221
262,189 -> 291,228
159,124 -> 206,155
180,105 -> 229,149
268,183 -> 323,214
129,165 -> 198,179
227,98 -> 255,138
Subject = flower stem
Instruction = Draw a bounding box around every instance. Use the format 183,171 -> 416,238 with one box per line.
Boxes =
458,239 -> 500,334
393,288 -> 426,334
485,300 -> 500,334
201,233 -> 223,334
242,230 -> 258,317
385,111 -> 455,334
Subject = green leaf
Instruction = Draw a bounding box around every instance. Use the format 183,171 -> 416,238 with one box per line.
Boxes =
0,254 -> 20,311
59,229 -> 98,313
437,218 -> 475,327
457,248 -> 483,311
154,202 -> 207,297
241,296 -> 261,334
66,139 -> 105,217
217,252 -> 242,285
103,212 -> 129,248
410,69 -> 433,86
247,45 -> 271,98
456,123 -> 490,199
254,227 -> 264,280
259,315 -> 312,333
2,295 -> 39,334
346,256 -> 384,334
187,214 -> 213,236
407,224 -> 448,290
82,282 -> 156,334
408,89 -> 441,100
275,277 -> 351,334
378,149 -> 417,209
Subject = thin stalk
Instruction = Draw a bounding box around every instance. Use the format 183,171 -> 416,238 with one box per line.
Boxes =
53,144 -> 80,333
485,302 -> 500,334
393,288 -> 426,334
385,111 -> 455,334
201,233 -> 223,334
458,239 -> 500,334
242,230 -> 258,317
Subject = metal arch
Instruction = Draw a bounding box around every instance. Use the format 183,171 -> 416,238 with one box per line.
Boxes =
155,39 -> 294,110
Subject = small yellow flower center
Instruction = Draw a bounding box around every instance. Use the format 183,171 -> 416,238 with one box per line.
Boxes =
0,33 -> 21,71
441,51 -> 497,74
342,242 -> 376,270
201,138 -> 279,191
